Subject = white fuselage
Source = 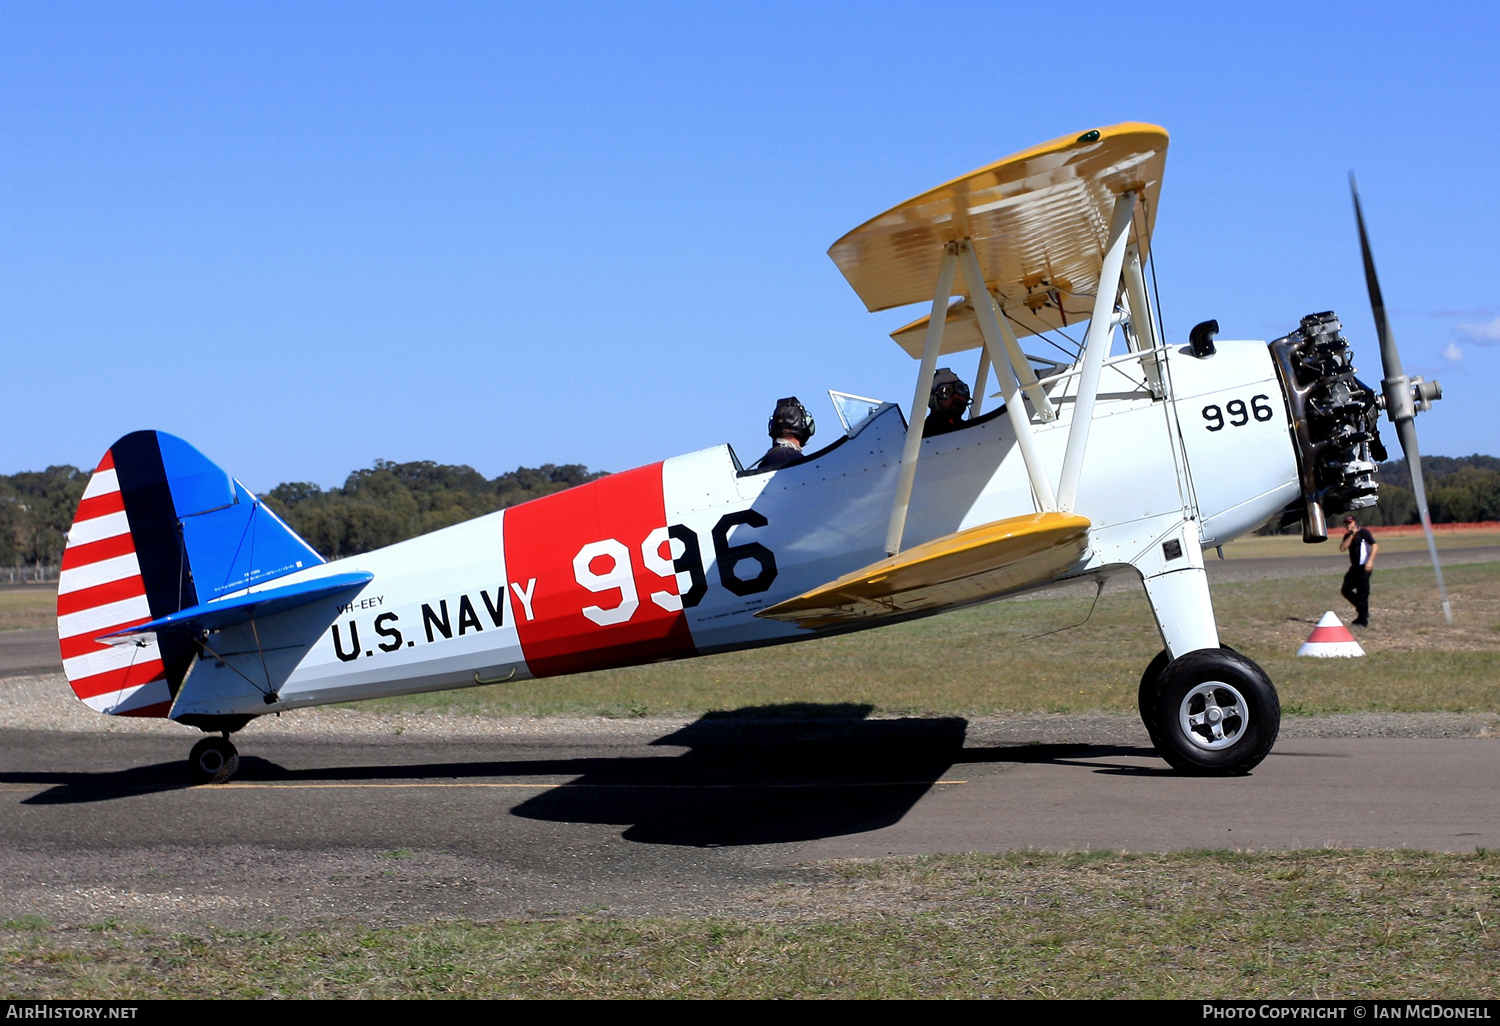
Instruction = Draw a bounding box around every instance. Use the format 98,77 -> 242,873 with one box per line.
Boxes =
169,340 -> 1299,720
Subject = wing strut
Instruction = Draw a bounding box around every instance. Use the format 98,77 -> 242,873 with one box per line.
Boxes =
1057,190 -> 1137,512
885,242 -> 958,555
1121,244 -> 1167,398
970,345 -> 991,418
985,289 -> 1056,422
955,242 -> 1057,512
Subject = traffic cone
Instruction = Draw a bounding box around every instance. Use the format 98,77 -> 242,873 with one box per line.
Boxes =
1296,611 -> 1365,658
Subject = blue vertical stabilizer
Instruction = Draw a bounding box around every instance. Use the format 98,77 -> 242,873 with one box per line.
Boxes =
128,431 -> 327,604
178,479 -> 326,600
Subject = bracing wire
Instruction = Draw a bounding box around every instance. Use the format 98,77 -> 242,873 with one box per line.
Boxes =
249,618 -> 276,698
1003,306 -> 1082,362
1024,580 -> 1107,641
197,634 -> 273,698
107,636 -> 151,714
1140,194 -> 1168,347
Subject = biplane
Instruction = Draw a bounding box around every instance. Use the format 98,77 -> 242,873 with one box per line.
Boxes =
56,122 -> 1447,783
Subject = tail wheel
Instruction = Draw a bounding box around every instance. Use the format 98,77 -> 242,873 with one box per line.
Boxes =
189,736 -> 240,785
1151,648 -> 1280,775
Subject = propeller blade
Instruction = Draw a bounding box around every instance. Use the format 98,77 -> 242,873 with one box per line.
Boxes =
1350,173 -> 1406,385
1351,173 -> 1453,625
1394,419 -> 1454,625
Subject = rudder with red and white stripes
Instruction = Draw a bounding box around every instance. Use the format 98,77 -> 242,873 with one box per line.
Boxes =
57,449 -> 174,716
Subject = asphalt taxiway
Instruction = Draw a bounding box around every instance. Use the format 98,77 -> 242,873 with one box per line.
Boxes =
0,715 -> 1495,925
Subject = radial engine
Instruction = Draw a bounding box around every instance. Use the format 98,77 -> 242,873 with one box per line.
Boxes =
1269,311 -> 1391,542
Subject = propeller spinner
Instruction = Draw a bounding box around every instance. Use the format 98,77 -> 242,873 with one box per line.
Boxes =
1350,174 -> 1452,625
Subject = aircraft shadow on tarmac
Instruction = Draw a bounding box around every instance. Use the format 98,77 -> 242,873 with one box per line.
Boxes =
5,704 -> 1162,844
516,704 -> 966,846
508,705 -> 1162,845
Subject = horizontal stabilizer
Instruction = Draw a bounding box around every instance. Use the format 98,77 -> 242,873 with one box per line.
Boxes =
98,572 -> 374,640
756,512 -> 1090,629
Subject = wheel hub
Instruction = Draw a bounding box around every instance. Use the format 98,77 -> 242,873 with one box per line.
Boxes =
1178,681 -> 1249,750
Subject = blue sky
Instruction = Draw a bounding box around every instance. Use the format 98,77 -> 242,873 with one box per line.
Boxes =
3,1 -> 1496,491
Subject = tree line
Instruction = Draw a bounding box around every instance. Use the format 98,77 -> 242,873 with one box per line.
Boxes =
1251,454 -> 1500,532
0,459 -> 606,567
260,460 -> 606,559
0,466 -> 88,568
1363,454 -> 1500,526
6,454 -> 1500,568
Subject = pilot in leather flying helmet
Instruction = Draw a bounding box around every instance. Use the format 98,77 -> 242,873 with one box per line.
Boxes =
755,397 -> 815,471
924,368 -> 971,437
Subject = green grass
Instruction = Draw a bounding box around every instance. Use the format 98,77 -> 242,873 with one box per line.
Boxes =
0,586 -> 54,631
4,850 -> 1496,999
352,559 -> 1500,718
0,917 -> 49,932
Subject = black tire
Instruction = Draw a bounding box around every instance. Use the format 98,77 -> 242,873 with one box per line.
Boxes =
1139,645 -> 1240,752
1138,650 -> 1172,750
1151,648 -> 1279,776
189,737 -> 240,785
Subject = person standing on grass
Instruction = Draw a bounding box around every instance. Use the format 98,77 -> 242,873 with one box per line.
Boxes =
1339,514 -> 1378,627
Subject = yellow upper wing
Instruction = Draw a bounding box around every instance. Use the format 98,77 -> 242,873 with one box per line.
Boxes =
828,122 -> 1168,345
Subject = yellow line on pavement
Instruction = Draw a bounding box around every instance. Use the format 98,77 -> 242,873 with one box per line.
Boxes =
0,779 -> 966,795
210,779 -> 968,790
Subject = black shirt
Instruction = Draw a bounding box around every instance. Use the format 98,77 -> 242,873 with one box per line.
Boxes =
755,441 -> 804,471
923,411 -> 965,437
1346,528 -> 1375,569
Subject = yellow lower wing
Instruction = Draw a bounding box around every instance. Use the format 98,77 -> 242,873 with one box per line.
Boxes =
756,512 -> 1091,629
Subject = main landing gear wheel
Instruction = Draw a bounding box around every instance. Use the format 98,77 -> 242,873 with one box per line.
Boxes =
1138,650 -> 1172,751
1139,645 -> 1239,752
188,736 -> 240,785
1147,648 -> 1280,776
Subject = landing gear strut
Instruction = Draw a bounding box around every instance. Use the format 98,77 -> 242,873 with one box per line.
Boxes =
1138,647 -> 1280,775
188,734 -> 240,785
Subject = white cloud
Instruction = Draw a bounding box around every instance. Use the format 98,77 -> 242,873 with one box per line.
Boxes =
1455,315 -> 1500,344
1443,341 -> 1464,362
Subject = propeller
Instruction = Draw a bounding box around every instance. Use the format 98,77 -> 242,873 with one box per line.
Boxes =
1350,173 -> 1453,625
